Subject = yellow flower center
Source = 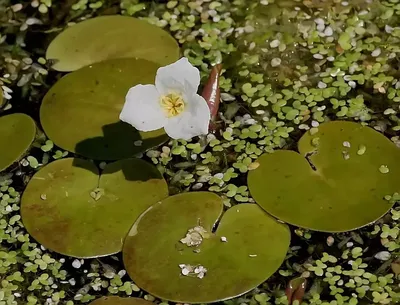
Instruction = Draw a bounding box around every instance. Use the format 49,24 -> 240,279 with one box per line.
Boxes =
160,92 -> 185,117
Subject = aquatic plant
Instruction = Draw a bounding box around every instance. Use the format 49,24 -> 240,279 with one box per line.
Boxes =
0,0 -> 399,304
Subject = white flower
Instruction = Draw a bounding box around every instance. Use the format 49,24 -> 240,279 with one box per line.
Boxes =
120,57 -> 210,140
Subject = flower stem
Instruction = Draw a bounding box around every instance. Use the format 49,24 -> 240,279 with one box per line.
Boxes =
202,63 -> 222,132
285,277 -> 307,305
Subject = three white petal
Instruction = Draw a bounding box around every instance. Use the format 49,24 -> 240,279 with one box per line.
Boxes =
120,57 -> 210,140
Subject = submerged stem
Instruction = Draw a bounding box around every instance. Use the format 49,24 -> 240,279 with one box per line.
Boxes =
202,63 -> 222,132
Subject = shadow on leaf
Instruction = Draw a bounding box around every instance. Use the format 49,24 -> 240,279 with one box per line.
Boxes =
72,121 -> 167,182
74,121 -> 144,161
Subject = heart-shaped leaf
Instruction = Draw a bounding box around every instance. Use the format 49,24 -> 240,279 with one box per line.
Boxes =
248,121 -> 400,232
46,15 -> 180,72
40,58 -> 168,160
0,113 -> 36,171
90,297 -> 154,305
123,192 -> 290,303
21,157 -> 168,258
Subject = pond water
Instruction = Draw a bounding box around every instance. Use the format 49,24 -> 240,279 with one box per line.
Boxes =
0,0 -> 399,305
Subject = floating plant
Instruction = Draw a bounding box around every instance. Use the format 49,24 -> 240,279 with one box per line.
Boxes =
0,113 -> 36,171
248,121 -> 400,232
46,15 -> 180,72
122,192 -> 290,303
21,158 -> 168,257
40,58 -> 168,160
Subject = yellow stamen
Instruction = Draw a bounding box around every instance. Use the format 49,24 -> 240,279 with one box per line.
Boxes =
160,92 -> 185,117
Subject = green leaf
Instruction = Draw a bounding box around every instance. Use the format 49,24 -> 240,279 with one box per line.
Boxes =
338,32 -> 352,50
27,156 -> 39,169
46,15 -> 180,72
248,121 -> 400,232
0,113 -> 36,171
53,150 -> 67,159
123,192 -> 290,303
21,157 -> 168,258
41,140 -> 54,152
40,58 -> 168,160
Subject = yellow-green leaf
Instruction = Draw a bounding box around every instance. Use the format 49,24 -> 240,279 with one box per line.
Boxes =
46,15 -> 180,72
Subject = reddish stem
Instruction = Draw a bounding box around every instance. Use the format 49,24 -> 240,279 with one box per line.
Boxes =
285,277 -> 307,305
201,63 -> 222,132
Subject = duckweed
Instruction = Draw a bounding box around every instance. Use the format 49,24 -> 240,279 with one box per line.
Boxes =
1,0 -> 400,304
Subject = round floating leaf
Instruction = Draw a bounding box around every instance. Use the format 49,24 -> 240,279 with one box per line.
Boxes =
90,297 -> 154,305
123,192 -> 290,303
0,113 -> 36,171
40,58 -> 168,160
46,15 -> 180,72
248,121 -> 400,232
21,157 -> 168,258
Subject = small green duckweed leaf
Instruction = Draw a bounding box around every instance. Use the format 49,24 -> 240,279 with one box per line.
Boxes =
53,150 -> 68,159
0,113 -> 36,171
40,58 -> 168,160
46,15 -> 180,72
357,144 -> 366,155
311,137 -> 320,147
90,188 -> 105,201
41,140 -> 53,152
180,226 -> 210,247
248,121 -> 400,232
123,192 -> 290,303
309,127 -> 318,135
379,165 -> 389,174
27,156 -> 39,169
89,297 -> 154,305
21,157 -> 168,258
338,32 -> 352,50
